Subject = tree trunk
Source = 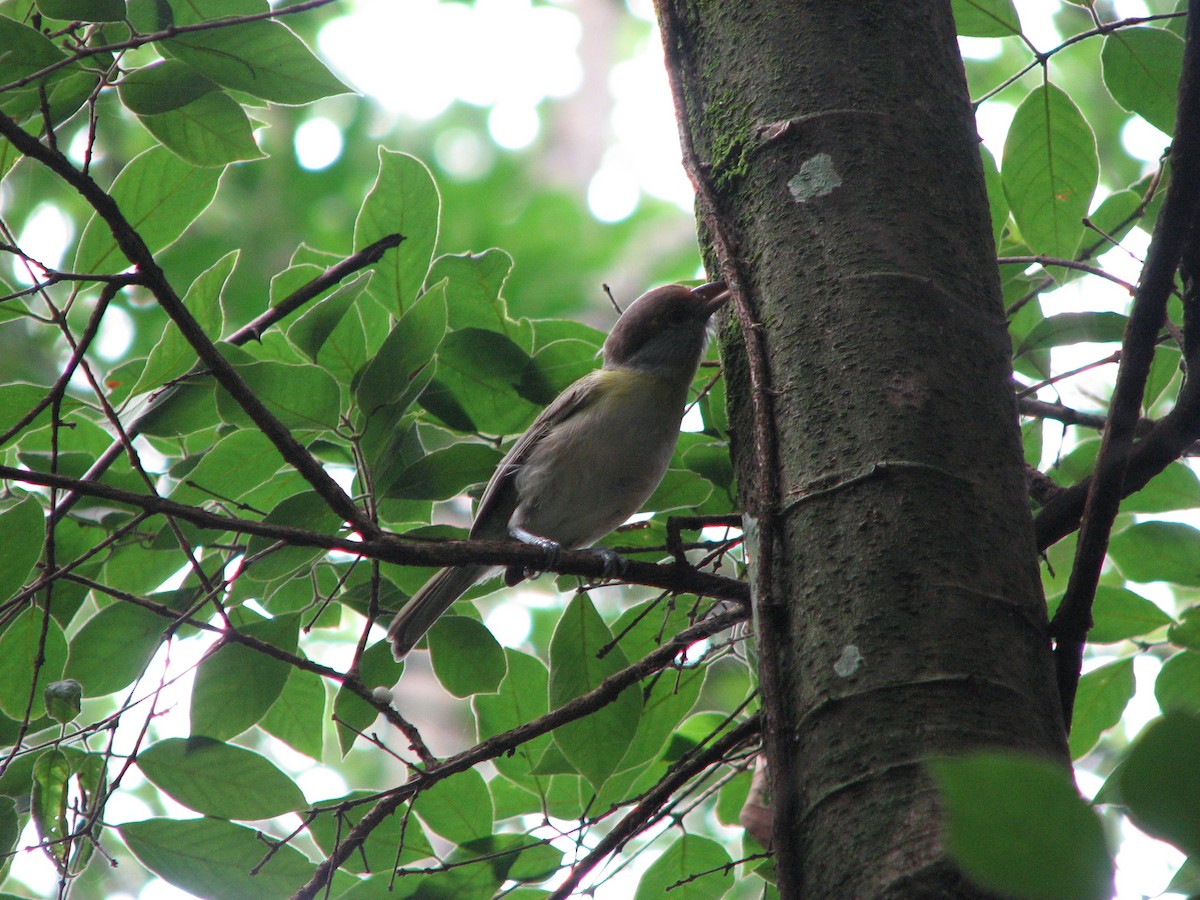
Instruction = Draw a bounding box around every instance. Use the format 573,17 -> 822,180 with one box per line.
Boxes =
658,1 -> 1071,895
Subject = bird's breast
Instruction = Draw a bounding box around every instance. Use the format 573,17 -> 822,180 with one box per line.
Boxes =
511,369 -> 689,548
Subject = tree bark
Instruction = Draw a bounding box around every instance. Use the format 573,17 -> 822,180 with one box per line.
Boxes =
658,1 -> 1071,895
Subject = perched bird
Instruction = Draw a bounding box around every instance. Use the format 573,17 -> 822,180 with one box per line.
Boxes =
387,280 -> 730,659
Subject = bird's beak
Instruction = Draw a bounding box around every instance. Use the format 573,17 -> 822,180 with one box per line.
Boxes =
692,280 -> 731,315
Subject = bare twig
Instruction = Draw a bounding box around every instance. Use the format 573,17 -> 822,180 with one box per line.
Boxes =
289,609 -> 749,899
48,233 -> 404,522
0,0 -> 341,95
0,110 -> 373,533
0,464 -> 751,604
1050,0 -> 1200,729
548,714 -> 761,899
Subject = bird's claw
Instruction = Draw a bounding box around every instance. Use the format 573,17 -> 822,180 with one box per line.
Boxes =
518,536 -> 561,579
592,546 -> 626,578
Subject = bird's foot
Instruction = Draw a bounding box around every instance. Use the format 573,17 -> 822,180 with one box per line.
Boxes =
529,535 -> 562,570
591,546 -> 627,578
508,526 -> 562,580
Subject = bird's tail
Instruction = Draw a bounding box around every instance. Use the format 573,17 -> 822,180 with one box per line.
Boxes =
386,564 -> 489,659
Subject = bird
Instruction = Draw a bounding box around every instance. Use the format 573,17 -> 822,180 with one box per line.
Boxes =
387,280 -> 731,659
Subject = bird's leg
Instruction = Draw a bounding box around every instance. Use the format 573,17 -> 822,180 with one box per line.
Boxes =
507,526 -> 627,582
590,546 -> 627,578
508,524 -> 562,583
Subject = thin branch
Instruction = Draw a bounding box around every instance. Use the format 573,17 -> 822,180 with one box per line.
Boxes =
289,608 -> 749,900
226,234 -> 405,345
0,111 -> 373,533
1015,351 -> 1121,400
997,255 -> 1135,294
48,233 -> 404,522
0,464 -> 751,604
971,13 -> 1186,108
548,714 -> 761,899
0,281 -> 121,448
1050,0 -> 1200,729
59,571 -> 434,763
0,0 -> 341,95
1018,396 -> 1107,432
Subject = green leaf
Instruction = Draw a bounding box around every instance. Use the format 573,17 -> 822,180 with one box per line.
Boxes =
38,0 -> 127,20
1166,858 -> 1200,896
137,736 -> 305,819
167,429 -> 281,506
428,249 -> 515,332
120,817 -> 319,900
121,61 -> 263,166
1068,657 -> 1135,759
1121,461 -> 1200,514
65,600 -> 167,696
1022,418 -> 1043,467
1169,606 -> 1200,650
167,80 -> 252,149
355,282 -> 448,418
644,468 -> 713,514
190,614 -> 298,740
1014,312 -> 1127,356
355,149 -> 441,314
951,0 -> 1021,36
306,791 -> 435,875
31,749 -> 71,872
0,794 -> 18,870
427,616 -> 507,697
682,439 -> 733,490
981,144 -> 1009,247
412,766 -> 493,845
0,607 -> 67,719
240,492 -> 343,583
166,19 -> 348,105
1109,521 -> 1200,586
549,594 -> 642,788
316,304 -> 369,385
634,835 -> 734,900
333,639 -> 402,755
130,250 -> 237,397
0,384 -> 75,439
932,752 -> 1113,900
716,769 -> 751,826
384,442 -> 503,501
1003,84 -> 1098,258
134,379 -> 221,438
1101,27 -> 1184,136
307,790 -> 435,875
0,16 -> 66,85
75,146 -> 222,274
1119,713 -> 1200,856
42,678 -> 81,725
216,358 -> 341,433
427,328 -> 539,435
523,339 -> 599,402
619,665 -> 704,773
1086,586 -> 1173,643
1155,651 -> 1200,714
456,834 -> 562,883
260,667 -> 325,761
474,650 -> 553,788
0,495 -> 44,603
287,272 -> 370,361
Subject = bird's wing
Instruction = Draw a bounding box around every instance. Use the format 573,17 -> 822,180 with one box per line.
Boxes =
470,370 -> 604,538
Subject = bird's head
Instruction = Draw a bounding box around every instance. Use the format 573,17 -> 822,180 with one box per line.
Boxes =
602,281 -> 730,375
